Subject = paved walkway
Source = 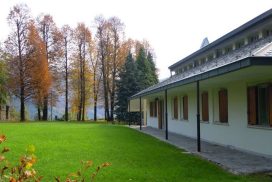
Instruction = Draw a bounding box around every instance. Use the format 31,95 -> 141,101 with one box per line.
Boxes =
130,126 -> 272,174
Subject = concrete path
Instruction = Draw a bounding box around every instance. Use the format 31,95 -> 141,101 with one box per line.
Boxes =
130,125 -> 272,174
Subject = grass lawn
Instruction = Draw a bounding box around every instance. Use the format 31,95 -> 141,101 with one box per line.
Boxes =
0,122 -> 271,182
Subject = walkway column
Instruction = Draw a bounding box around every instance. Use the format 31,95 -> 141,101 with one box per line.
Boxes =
140,97 -> 142,130
196,80 -> 201,152
165,89 -> 168,140
128,100 -> 131,127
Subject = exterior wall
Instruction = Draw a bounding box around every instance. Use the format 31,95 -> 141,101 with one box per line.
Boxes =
145,80 -> 272,157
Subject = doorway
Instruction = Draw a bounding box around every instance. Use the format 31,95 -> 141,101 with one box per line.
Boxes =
158,100 -> 164,129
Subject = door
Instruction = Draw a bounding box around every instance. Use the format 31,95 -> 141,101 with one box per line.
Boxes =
158,100 -> 164,129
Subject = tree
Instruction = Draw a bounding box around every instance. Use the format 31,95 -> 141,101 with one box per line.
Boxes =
147,51 -> 158,85
5,4 -> 31,121
0,55 -> 8,120
36,14 -> 60,120
89,38 -> 102,121
136,47 -> 152,90
107,17 -> 124,121
27,21 -> 52,121
115,53 -> 139,121
71,23 -> 92,121
60,25 -> 73,121
95,16 -> 110,121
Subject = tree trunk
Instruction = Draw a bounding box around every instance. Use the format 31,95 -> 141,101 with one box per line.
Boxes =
20,86 -> 25,121
5,105 -> 9,120
78,44 -> 83,121
93,73 -> 97,121
65,38 -> 69,121
102,70 -> 109,121
94,101 -> 97,121
82,35 -> 86,121
17,21 -> 25,122
38,106 -> 41,120
42,96 -> 48,120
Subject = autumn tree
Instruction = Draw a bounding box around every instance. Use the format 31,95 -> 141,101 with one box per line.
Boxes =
5,4 -> 31,121
89,38 -> 102,121
27,21 -> 52,120
36,14 -> 60,120
71,23 -> 92,121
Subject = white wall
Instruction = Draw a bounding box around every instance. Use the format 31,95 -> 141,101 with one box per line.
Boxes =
145,80 -> 272,157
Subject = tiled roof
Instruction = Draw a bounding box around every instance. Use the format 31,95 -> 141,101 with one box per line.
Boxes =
131,36 -> 272,99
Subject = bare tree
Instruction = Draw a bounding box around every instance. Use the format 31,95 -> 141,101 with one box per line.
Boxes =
60,25 -> 73,121
95,16 -> 110,121
5,4 -> 31,121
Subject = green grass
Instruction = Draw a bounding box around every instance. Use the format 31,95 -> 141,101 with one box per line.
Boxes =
0,122 -> 271,182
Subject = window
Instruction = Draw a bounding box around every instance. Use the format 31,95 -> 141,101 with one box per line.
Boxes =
173,97 -> 178,119
218,89 -> 228,123
183,95 -> 188,120
201,92 -> 209,121
247,85 -> 272,126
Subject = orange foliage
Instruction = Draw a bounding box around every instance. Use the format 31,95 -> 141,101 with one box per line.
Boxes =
27,21 -> 52,107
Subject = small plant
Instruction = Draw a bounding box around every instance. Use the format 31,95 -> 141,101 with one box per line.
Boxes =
0,134 -> 110,182
0,135 -> 42,182
55,160 -> 111,182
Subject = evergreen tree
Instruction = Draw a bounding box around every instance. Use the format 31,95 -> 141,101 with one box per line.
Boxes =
136,47 -> 152,90
136,47 -> 158,90
147,51 -> 158,85
115,53 -> 139,121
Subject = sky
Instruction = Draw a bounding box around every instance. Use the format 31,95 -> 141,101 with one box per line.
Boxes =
1,0 -> 272,80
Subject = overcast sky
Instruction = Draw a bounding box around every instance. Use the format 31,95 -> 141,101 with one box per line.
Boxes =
1,0 -> 272,79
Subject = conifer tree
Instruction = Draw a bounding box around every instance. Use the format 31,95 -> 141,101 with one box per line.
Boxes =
115,53 -> 139,121
136,47 -> 158,90
147,51 -> 158,85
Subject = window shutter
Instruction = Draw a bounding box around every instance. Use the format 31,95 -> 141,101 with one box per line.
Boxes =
269,86 -> 272,126
154,100 -> 157,117
150,102 -> 153,117
183,96 -> 188,120
219,89 -> 228,123
247,87 -> 257,125
201,92 -> 209,121
174,97 -> 178,119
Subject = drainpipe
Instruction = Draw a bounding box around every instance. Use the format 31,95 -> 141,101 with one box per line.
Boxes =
165,89 -> 168,140
196,80 -> 201,152
140,97 -> 142,130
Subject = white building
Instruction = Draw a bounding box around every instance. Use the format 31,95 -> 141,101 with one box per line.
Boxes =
129,9 -> 272,157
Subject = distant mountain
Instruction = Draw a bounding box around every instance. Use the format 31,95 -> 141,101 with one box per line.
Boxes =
10,96 -> 105,120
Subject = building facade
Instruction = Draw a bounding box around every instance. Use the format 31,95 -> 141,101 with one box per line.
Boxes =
130,9 -> 272,157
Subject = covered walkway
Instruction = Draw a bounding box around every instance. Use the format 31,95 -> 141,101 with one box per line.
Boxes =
131,126 -> 272,174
